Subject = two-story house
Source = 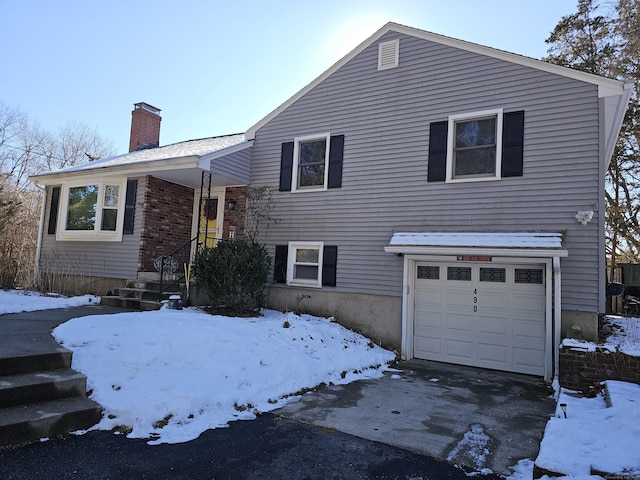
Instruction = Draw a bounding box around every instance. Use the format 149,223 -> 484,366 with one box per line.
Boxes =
30,23 -> 632,381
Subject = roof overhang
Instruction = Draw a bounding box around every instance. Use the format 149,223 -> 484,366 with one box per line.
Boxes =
384,232 -> 569,258
30,140 -> 252,189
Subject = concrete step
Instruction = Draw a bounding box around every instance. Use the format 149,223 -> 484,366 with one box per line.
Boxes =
0,369 -> 89,409
115,287 -> 177,301
0,397 -> 102,447
0,349 -> 72,377
100,296 -> 162,311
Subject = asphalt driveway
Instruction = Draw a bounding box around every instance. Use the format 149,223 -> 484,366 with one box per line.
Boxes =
0,306 -> 552,477
275,359 -> 555,476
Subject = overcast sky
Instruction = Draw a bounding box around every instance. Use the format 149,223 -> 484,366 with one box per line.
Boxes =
1,0 -> 578,154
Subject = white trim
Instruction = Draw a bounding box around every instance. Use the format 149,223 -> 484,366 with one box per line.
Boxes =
385,245 -> 568,258
378,39 -> 399,70
291,133 -> 331,192
34,184 -> 47,277
244,22 -> 629,140
55,177 -> 127,242
446,108 -> 503,183
287,241 -> 324,288
553,256 -> 562,380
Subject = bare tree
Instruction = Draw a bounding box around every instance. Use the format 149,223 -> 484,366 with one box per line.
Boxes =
0,100 -> 116,289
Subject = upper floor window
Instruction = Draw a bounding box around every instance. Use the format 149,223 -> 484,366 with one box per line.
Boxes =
427,109 -> 524,184
56,178 -> 128,241
279,134 -> 345,192
447,109 -> 503,182
293,134 -> 330,190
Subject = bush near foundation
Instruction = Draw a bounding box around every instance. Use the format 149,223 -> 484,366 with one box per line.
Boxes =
193,240 -> 271,316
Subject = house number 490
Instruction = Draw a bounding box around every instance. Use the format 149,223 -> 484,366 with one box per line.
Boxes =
473,288 -> 478,312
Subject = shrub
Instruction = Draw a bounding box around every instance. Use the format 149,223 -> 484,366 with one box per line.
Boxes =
193,240 -> 271,316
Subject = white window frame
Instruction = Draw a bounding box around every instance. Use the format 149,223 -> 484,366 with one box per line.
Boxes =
446,108 -> 503,183
287,241 -> 324,288
56,177 -> 128,242
291,133 -> 331,192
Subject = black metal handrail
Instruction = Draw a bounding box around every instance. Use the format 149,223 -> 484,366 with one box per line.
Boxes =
158,237 -> 198,295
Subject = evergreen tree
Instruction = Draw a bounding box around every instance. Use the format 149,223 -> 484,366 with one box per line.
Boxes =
546,0 -> 640,269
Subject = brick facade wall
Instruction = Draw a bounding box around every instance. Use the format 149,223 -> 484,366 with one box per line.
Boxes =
559,347 -> 640,391
138,176 -> 194,272
222,186 -> 246,240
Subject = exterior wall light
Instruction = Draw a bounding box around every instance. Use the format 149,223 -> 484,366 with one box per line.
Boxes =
575,210 -> 594,226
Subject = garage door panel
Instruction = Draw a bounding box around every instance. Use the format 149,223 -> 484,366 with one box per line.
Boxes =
513,347 -> 545,372
414,335 -> 443,356
444,339 -> 475,361
477,343 -> 509,364
513,320 -> 544,340
415,287 -> 443,307
414,262 -> 546,376
476,315 -> 509,336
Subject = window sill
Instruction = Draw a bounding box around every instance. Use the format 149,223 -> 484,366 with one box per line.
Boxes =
287,280 -> 322,289
445,175 -> 501,184
55,231 -> 123,242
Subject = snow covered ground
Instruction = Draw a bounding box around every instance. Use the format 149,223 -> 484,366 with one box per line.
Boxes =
1,289 -> 639,478
0,289 -> 99,314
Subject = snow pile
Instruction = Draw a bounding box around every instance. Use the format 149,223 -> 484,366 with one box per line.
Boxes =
52,307 -> 395,444
535,381 -> 640,478
0,289 -> 99,314
562,316 -> 640,356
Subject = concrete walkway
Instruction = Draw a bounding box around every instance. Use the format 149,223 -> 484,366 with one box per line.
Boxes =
275,360 -> 555,476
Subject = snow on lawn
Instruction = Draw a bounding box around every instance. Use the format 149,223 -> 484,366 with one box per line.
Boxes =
534,381 -> 640,479
52,307 -> 396,444
0,289 -> 99,314
527,315 -> 640,480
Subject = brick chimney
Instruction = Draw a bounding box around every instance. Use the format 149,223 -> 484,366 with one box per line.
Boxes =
129,102 -> 161,152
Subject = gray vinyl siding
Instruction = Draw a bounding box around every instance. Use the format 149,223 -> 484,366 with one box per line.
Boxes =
251,32 -> 604,313
39,177 -> 144,279
210,145 -> 252,185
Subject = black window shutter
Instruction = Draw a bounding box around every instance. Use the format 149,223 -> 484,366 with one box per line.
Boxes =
327,135 -> 345,189
274,245 -> 288,283
279,142 -> 294,192
123,179 -> 138,235
322,245 -> 338,287
501,110 -> 525,177
427,121 -> 448,182
47,186 -> 61,234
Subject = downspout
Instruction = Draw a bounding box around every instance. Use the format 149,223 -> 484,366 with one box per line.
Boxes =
33,183 -> 47,281
553,256 -> 562,380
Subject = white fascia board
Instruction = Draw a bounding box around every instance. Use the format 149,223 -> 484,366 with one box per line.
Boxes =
604,81 -> 634,167
29,156 -> 201,184
388,23 -> 628,98
244,22 -> 629,140
384,245 -> 568,258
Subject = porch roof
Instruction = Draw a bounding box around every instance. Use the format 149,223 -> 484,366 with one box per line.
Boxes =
385,232 -> 568,258
30,134 -> 251,188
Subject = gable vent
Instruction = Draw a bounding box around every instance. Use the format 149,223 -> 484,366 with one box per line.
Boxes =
378,39 -> 399,71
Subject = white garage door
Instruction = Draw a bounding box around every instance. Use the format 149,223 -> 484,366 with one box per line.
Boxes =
413,262 -> 546,376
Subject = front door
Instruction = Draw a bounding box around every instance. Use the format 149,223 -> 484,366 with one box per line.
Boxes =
192,188 -> 225,250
